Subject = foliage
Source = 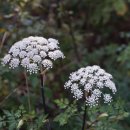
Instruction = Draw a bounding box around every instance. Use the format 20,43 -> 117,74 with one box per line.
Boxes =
54,99 -> 77,126
0,106 -> 47,130
0,0 -> 130,129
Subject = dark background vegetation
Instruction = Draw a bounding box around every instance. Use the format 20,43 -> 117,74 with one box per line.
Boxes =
0,0 -> 130,130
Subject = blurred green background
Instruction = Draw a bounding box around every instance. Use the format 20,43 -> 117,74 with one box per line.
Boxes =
0,0 -> 130,130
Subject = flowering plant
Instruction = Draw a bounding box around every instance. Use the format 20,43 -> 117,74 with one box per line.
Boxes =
64,65 -> 117,107
2,36 -> 65,74
1,36 -> 65,130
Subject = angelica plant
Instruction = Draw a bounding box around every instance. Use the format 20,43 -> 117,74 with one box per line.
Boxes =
1,36 -> 65,130
2,36 -> 64,73
64,65 -> 117,130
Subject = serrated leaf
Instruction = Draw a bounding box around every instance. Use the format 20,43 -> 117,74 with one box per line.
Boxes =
3,110 -> 12,117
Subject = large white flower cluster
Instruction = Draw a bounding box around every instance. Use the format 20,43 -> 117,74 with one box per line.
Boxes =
64,65 -> 117,107
1,36 -> 65,74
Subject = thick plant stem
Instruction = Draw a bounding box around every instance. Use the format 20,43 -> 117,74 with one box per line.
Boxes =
40,70 -> 51,130
24,71 -> 31,112
40,73 -> 47,114
82,104 -> 87,130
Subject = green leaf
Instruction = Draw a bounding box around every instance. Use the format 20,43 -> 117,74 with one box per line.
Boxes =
17,119 -> 24,129
54,98 -> 69,109
97,113 -> 108,119
54,101 -> 77,126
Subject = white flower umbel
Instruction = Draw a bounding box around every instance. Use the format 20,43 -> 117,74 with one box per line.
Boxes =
1,36 -> 65,74
64,65 -> 117,107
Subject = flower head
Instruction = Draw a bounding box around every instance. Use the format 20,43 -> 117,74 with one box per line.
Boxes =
1,36 -> 65,74
64,65 -> 117,107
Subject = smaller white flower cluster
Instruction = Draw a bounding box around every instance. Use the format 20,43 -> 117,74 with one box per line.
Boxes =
64,65 -> 117,107
1,36 -> 65,74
